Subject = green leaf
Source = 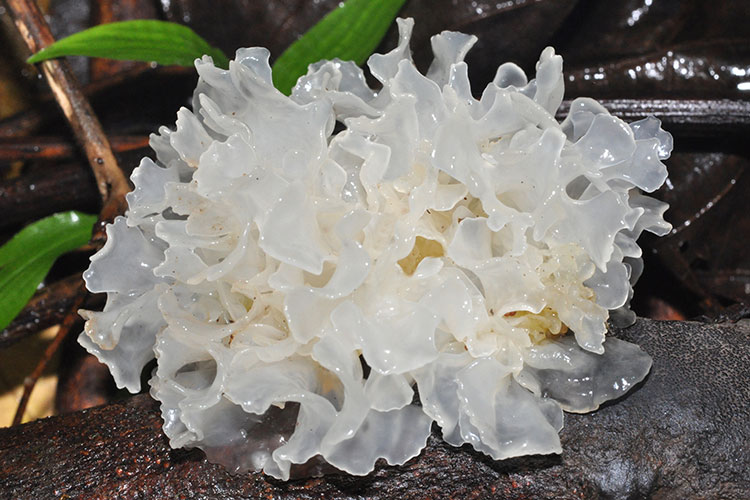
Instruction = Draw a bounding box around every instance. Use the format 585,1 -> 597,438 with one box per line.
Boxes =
272,0 -> 407,95
27,20 -> 229,69
0,211 -> 97,331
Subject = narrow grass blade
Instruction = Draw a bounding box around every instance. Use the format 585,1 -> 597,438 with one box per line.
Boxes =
27,20 -> 229,69
272,0 -> 407,94
0,211 -> 97,331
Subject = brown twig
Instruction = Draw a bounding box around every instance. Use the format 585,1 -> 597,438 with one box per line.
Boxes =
11,279 -> 87,426
5,0 -> 130,217
0,135 -> 149,162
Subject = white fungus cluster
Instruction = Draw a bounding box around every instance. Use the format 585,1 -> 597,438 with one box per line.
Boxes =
79,19 -> 672,480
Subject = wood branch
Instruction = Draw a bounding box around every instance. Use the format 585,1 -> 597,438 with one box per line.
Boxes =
1,318 -> 748,498
5,0 -> 129,216
557,98 -> 750,137
0,135 -> 149,162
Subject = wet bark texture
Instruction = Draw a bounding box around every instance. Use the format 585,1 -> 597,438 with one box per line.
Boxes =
1,318 -> 748,499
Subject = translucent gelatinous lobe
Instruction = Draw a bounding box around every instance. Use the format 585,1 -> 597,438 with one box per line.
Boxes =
78,19 -> 672,480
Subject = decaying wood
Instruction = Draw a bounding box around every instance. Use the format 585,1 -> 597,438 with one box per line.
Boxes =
1,318 -> 748,498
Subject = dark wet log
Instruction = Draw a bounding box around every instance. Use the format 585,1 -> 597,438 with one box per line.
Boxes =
1,318 -> 748,499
